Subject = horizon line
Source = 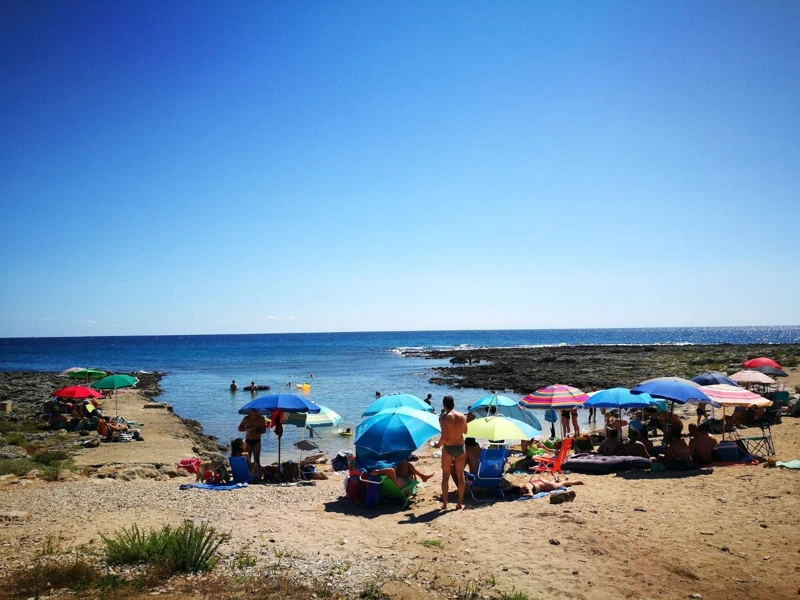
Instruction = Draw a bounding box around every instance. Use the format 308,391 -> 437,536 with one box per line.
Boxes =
2,324 -> 799,341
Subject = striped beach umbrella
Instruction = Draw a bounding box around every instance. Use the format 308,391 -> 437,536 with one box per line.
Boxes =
700,384 -> 772,408
520,384 -> 589,410
729,370 -> 775,385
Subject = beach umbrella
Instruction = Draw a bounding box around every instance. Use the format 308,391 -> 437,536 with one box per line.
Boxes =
355,406 -> 441,455
238,394 -> 321,464
361,393 -> 434,417
631,378 -> 713,405
520,384 -> 589,410
466,415 -> 540,442
91,374 -> 139,416
285,405 -> 342,429
51,385 -> 103,400
66,368 -> 107,382
742,357 -> 781,369
584,388 -> 658,410
691,372 -> 739,387
750,366 -> 787,378
468,395 -> 542,431
729,370 -> 776,385
700,385 -> 772,408
238,394 -> 322,415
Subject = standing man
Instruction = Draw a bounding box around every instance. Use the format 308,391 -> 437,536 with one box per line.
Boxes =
434,395 -> 468,510
238,408 -> 267,467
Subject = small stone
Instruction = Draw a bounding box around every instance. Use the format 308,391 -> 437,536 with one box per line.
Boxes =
549,539 -> 560,546
634,507 -> 647,512
502,566 -> 508,571
763,556 -> 771,561
689,594 -> 702,599
720,546 -> 730,553
572,570 -> 579,575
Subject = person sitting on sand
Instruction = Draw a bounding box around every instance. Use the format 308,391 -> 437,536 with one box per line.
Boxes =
688,423 -> 718,465
639,428 -> 656,455
598,429 -> 624,456
622,429 -> 650,459
231,437 -> 261,480
370,460 -> 433,490
660,427 -> 692,470
524,476 -> 584,496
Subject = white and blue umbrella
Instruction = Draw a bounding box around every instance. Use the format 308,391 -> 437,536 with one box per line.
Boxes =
361,393 -> 434,417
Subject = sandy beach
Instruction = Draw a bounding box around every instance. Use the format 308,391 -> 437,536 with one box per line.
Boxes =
0,368 -> 798,600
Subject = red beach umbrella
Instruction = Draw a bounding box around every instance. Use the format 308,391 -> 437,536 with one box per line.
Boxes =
742,357 -> 782,369
51,385 -> 104,399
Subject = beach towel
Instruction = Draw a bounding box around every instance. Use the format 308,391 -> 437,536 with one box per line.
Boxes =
710,457 -> 759,467
180,482 -> 248,491
776,459 -> 800,469
177,458 -> 201,474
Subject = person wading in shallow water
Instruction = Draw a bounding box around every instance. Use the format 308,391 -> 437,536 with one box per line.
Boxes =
433,395 -> 468,510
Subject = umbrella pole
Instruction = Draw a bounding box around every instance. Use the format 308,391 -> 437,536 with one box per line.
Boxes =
115,388 -> 119,417
721,406 -> 726,442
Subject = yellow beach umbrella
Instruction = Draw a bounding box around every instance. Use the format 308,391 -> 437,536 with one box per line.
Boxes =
466,415 -> 540,441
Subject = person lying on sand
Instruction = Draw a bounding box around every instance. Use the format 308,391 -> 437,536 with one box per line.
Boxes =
523,477 -> 584,496
370,460 -> 433,490
688,423 -> 718,465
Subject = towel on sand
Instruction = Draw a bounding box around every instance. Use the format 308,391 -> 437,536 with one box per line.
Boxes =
517,487 -> 567,501
776,459 -> 800,469
180,482 -> 248,491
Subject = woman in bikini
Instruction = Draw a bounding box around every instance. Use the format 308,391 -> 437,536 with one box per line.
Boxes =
524,476 -> 584,496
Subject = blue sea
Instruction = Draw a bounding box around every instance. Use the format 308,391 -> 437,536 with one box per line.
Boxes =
1,327 -> 798,462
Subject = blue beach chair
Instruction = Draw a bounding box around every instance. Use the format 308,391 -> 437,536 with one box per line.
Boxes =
229,456 -> 258,484
465,448 -> 509,502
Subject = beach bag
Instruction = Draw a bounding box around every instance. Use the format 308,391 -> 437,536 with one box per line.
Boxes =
363,475 -> 381,509
346,472 -> 364,505
331,451 -> 349,472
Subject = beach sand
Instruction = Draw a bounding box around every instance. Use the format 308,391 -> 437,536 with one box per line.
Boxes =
1,370 -> 798,599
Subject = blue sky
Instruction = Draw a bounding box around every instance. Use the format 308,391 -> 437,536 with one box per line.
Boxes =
1,2 -> 798,337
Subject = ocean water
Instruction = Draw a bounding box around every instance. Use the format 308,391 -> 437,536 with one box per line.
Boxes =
1,327 -> 798,462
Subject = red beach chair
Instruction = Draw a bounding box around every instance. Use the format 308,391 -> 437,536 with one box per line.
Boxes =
529,437 -> 572,481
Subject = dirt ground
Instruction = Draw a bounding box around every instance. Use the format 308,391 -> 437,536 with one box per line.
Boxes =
1,372 -> 798,600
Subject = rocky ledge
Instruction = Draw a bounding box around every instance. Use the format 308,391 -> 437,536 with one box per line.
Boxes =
406,344 -> 800,394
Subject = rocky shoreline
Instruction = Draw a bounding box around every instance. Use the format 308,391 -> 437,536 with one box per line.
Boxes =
406,343 -> 800,394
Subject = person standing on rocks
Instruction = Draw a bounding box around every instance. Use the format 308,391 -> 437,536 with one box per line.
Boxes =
433,395 -> 468,510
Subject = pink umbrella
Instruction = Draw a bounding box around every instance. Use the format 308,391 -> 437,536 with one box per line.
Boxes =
700,384 -> 772,407
729,370 -> 776,385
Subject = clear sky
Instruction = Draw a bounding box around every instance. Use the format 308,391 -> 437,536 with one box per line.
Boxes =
1,2 -> 798,337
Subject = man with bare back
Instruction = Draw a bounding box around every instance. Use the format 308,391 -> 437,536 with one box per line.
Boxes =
434,395 -> 468,510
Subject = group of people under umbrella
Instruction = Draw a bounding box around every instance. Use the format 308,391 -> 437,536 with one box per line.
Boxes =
232,356 -> 785,491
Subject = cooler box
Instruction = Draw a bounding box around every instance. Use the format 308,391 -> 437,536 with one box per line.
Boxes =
716,442 -> 739,462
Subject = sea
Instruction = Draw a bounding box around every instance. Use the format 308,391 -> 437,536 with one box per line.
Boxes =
1,327 -> 798,462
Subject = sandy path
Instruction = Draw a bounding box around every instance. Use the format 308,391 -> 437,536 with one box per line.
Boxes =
72,389 -> 198,467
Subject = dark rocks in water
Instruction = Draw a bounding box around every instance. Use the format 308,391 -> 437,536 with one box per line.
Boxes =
409,344 -> 800,394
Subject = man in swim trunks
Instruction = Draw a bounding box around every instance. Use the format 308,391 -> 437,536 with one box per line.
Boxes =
238,408 -> 267,467
433,395 -> 468,510
688,423 -> 718,465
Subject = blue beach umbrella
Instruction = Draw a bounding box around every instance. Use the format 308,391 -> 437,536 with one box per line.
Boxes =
468,394 -> 519,411
631,378 -> 714,405
355,406 -> 441,455
238,394 -> 321,415
361,393 -> 434,418
584,388 -> 658,410
691,372 -> 739,387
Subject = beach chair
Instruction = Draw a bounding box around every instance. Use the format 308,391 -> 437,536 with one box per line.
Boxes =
358,471 -> 419,508
730,425 -> 774,458
229,456 -> 258,484
529,437 -> 572,481
465,448 -> 509,503
772,391 -> 790,407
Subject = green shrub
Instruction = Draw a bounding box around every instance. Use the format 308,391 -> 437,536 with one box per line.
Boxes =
102,521 -> 225,574
0,458 -> 38,476
33,449 -> 71,465
5,432 -> 26,446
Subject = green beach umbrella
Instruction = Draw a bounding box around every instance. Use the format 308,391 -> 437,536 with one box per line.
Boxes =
65,368 -> 107,382
91,374 -> 139,416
